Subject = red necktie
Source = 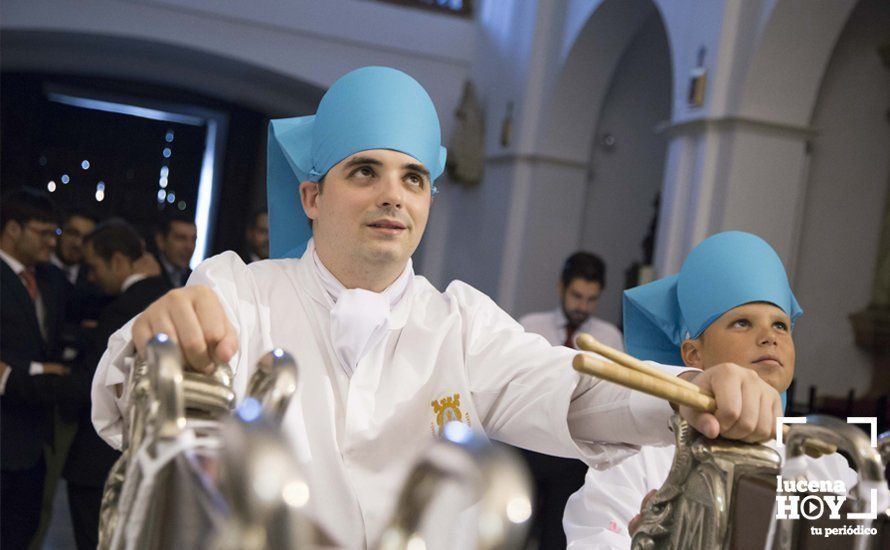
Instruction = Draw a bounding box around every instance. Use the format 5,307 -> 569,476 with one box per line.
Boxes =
19,269 -> 39,302
564,326 -> 577,348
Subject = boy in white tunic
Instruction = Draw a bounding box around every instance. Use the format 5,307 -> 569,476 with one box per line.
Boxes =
563,231 -> 857,549
91,68 -> 782,548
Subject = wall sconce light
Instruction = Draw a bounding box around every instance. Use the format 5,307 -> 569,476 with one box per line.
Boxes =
687,46 -> 707,108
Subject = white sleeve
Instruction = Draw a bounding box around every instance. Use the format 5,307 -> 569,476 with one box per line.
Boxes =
451,281 -> 696,469
564,447 -> 669,549
91,251 -> 251,450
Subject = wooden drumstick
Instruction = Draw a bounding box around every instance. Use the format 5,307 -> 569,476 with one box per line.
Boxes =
572,353 -> 837,456
574,333 -> 700,393
573,353 -> 716,411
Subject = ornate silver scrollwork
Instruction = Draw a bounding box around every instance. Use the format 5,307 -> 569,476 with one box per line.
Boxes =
631,414 -> 782,550
377,422 -> 534,550
98,334 -> 238,550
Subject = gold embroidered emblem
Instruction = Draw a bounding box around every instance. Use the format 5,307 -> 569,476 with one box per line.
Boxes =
430,392 -> 470,436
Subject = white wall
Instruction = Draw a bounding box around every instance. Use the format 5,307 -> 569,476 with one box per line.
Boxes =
652,0 -> 857,276
483,0 -> 664,314
1,0 -> 474,132
791,0 -> 890,396
575,12 -> 672,326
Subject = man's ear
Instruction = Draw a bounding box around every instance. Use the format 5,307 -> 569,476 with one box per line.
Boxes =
154,232 -> 164,251
299,181 -> 321,221
680,339 -> 703,369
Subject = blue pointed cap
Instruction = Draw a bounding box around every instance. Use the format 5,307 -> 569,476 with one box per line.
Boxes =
267,66 -> 448,259
623,231 -> 803,365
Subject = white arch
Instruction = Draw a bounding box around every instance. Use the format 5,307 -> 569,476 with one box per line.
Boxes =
501,0 -> 675,317
1,30 -> 324,115
736,0 -> 858,126
535,0 -> 664,161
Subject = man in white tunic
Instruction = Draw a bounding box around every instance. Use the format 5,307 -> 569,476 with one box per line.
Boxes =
92,67 -> 782,548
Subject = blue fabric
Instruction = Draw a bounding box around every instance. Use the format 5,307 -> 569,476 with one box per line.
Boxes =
624,231 -> 803,365
267,66 -> 448,258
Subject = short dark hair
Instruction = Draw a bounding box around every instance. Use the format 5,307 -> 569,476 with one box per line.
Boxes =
62,207 -> 100,227
0,187 -> 60,232
561,251 -> 606,288
157,212 -> 196,237
86,218 -> 144,262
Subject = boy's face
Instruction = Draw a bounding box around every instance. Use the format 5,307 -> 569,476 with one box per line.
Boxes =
681,302 -> 795,393
301,149 -> 432,274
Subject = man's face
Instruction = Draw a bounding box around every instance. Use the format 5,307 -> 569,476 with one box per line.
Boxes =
302,149 -> 432,275
560,278 -> 602,328
156,221 -> 197,269
247,213 -> 269,259
57,215 -> 96,265
9,219 -> 58,266
686,302 -> 795,393
83,243 -> 121,295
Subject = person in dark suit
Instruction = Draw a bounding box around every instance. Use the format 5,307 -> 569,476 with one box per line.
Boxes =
238,209 -> 269,264
51,209 -> 97,286
0,188 -> 70,549
58,219 -> 170,549
153,213 -> 196,288
52,208 -> 110,328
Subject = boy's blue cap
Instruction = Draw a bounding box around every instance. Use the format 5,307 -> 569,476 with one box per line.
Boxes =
267,66 -> 448,259
623,231 -> 803,365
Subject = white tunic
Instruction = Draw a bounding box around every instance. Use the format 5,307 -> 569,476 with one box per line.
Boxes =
563,442 -> 858,549
519,308 -> 624,352
91,250 -> 690,549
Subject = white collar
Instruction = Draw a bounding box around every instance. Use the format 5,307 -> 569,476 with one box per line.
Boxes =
121,273 -> 149,293
311,244 -> 412,309
306,239 -> 413,377
0,248 -> 26,275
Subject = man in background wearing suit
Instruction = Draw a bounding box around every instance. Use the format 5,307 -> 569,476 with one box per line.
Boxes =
0,188 -> 70,548
153,213 -> 196,288
59,219 -> 170,549
51,209 -> 97,286
51,208 -> 110,328
517,251 -> 625,549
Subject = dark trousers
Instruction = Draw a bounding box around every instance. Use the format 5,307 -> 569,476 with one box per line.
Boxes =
1,458 -> 47,550
66,481 -> 103,550
521,449 -> 588,550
